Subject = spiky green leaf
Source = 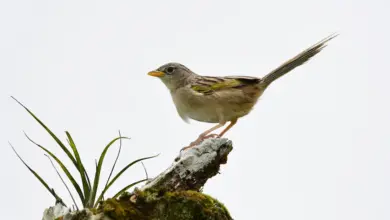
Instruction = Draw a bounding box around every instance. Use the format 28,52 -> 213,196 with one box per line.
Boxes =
45,154 -> 79,210
88,136 -> 130,207
10,143 -> 66,207
11,97 -> 78,168
24,133 -> 86,206
66,131 -> 91,200
94,154 -> 158,207
103,131 -> 123,198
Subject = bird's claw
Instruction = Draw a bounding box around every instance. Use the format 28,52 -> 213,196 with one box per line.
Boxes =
180,145 -> 194,152
203,134 -> 220,139
180,133 -> 220,154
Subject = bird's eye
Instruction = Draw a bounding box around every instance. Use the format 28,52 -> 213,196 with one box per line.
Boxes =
166,67 -> 175,74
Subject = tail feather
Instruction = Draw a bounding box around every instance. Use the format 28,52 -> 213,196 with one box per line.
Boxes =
261,33 -> 338,86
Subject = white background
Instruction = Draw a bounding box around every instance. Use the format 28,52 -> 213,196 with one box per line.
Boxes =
1,0 -> 389,219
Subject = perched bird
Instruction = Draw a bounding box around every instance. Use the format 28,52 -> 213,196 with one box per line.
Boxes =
148,34 -> 337,150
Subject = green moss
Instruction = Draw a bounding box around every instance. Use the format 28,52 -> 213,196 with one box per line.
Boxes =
102,197 -> 146,220
100,190 -> 232,220
154,190 -> 231,220
70,210 -> 89,220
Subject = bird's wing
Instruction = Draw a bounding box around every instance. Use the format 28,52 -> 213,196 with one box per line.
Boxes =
190,76 -> 260,95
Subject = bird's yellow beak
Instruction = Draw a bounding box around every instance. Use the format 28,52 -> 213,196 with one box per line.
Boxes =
148,71 -> 165,77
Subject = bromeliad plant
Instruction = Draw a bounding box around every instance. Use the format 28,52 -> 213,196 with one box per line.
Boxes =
10,97 -> 157,209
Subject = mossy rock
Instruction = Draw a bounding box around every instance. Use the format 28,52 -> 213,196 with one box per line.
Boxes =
101,190 -> 232,220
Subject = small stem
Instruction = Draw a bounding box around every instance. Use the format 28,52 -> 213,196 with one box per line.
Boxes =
45,154 -> 79,210
104,130 -> 123,192
141,162 -> 149,180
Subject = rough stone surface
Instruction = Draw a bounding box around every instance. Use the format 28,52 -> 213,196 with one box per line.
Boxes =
42,202 -> 70,220
141,138 -> 233,192
43,207 -> 109,220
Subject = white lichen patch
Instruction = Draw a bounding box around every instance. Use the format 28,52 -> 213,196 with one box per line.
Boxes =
176,138 -> 230,179
42,202 -> 70,220
43,206 -> 109,220
141,138 -> 232,191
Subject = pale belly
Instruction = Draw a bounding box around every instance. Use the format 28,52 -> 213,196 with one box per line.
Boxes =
185,105 -> 250,123
171,86 -> 262,123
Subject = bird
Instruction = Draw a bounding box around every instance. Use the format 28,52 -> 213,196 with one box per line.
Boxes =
148,34 -> 337,151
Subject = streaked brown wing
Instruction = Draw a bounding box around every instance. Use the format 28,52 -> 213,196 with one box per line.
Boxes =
191,76 -> 260,95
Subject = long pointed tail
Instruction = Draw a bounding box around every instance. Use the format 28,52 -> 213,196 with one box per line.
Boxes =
261,33 -> 337,86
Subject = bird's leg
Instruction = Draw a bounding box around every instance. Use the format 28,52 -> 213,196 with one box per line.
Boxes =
217,119 -> 237,137
197,122 -> 226,140
181,122 -> 226,152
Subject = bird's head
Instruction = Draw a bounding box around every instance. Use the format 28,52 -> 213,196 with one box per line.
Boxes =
148,62 -> 195,91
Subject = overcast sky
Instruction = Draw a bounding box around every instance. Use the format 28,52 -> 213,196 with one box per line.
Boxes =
1,0 -> 389,219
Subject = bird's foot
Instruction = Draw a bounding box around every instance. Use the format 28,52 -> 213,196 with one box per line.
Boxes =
176,139 -> 202,161
180,139 -> 201,153
180,134 -> 220,153
180,145 -> 194,153
203,134 -> 220,139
